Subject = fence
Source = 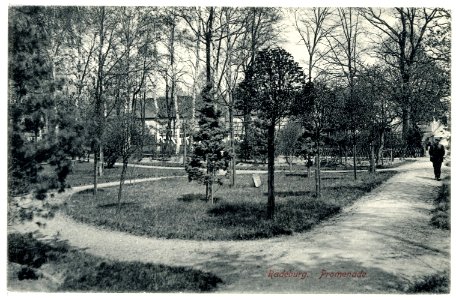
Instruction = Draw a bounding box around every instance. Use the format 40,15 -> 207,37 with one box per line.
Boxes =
318,145 -> 424,167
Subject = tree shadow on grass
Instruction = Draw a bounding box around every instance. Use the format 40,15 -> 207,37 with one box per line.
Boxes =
208,202 -> 264,217
269,191 -> 314,197
178,193 -> 222,203
284,174 -> 343,179
285,173 -> 309,178
263,185 -> 371,199
320,176 -> 346,180
77,188 -> 106,195
178,193 -> 205,202
97,202 -> 140,209
207,203 -> 292,239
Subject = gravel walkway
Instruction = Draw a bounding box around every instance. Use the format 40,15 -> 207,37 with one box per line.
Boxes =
11,158 -> 450,293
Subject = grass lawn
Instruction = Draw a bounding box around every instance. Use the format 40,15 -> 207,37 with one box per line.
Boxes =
8,232 -> 222,292
42,161 -> 186,187
430,176 -> 450,230
65,171 -> 395,241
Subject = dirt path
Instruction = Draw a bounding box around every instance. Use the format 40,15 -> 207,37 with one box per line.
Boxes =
11,158 -> 450,293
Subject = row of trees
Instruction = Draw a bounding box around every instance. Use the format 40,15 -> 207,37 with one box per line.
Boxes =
233,8 -> 450,218
8,6 -> 281,207
9,7 -> 450,219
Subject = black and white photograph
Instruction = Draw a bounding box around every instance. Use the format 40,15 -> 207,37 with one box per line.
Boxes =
5,0 -> 452,295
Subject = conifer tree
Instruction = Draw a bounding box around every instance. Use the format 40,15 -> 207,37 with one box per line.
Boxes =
8,7 -> 84,198
185,84 -> 230,204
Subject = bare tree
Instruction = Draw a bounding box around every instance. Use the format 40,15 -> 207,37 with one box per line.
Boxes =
232,7 -> 282,165
291,7 -> 334,194
92,7 -> 118,195
214,7 -> 250,187
323,8 -> 366,180
292,7 -> 334,83
113,7 -> 161,212
360,7 -> 447,142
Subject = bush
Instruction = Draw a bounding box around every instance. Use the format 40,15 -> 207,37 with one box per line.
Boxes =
17,266 -> 40,280
8,232 -> 68,268
60,259 -> 222,292
406,272 -> 450,293
430,177 -> 450,230
8,232 -> 223,292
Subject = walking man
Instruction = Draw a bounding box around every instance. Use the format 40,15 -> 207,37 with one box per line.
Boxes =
428,136 -> 445,181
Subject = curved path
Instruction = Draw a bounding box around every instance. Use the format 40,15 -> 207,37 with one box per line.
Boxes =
11,158 -> 450,293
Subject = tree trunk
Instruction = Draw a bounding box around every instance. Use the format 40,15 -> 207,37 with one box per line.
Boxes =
164,73 -> 172,157
93,148 -> 98,196
210,168 -> 215,204
153,90 -> 160,154
338,145 -> 343,165
205,157 -> 209,201
205,7 -> 214,84
94,7 -> 106,188
243,112 -> 252,161
174,91 -> 181,155
315,132 -> 321,198
116,157 -> 128,215
169,21 -> 181,156
229,104 -> 236,187
402,106 -> 411,143
189,11 -> 201,153
183,121 -> 187,167
224,11 -> 236,187
369,142 -> 376,173
353,140 -> 357,180
98,144 -> 104,176
400,55 -> 411,144
377,129 -> 385,165
140,91 -> 146,159
267,123 -> 275,219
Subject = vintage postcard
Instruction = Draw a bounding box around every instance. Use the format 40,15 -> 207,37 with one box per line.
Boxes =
5,0 -> 452,296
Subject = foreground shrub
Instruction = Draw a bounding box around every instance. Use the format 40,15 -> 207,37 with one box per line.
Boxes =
60,258 -> 222,292
8,233 -> 222,292
430,177 -> 450,230
406,272 -> 450,293
8,232 -> 67,268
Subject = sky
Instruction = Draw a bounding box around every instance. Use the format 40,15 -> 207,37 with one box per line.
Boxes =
278,10 -> 308,67
6,1 -> 451,71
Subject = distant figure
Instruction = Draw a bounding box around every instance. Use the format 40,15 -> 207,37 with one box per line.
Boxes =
428,136 -> 445,181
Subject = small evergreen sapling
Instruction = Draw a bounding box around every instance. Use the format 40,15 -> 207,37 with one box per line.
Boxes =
185,84 -> 230,203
